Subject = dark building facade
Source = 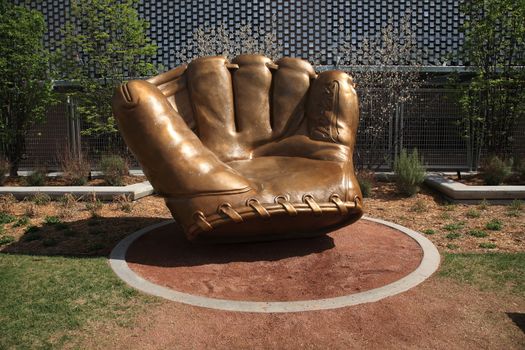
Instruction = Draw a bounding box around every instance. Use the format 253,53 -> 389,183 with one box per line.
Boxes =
29,0 -> 465,68
18,1 -> 525,170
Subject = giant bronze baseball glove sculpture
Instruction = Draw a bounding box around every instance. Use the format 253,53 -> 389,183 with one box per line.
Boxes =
113,55 -> 363,242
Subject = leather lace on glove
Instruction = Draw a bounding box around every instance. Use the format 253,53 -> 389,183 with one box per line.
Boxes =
112,55 -> 363,242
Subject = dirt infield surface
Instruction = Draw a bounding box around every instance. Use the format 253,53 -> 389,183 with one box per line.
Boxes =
83,276 -> 524,350
87,220 -> 525,350
126,220 -> 423,301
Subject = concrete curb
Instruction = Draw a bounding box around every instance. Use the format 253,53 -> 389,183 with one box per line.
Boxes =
425,173 -> 525,202
109,216 -> 441,313
0,181 -> 154,201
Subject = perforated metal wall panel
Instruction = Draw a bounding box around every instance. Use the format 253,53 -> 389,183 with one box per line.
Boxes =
18,0 -> 465,68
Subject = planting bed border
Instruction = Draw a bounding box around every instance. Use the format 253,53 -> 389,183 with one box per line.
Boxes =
0,181 -> 154,201
425,173 -> 525,203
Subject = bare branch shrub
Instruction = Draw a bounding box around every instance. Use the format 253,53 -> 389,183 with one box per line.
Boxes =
175,17 -> 282,63
113,194 -> 134,213
58,148 -> 90,185
58,193 -> 79,219
336,13 -> 423,170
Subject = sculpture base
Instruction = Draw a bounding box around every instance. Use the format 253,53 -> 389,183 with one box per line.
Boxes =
110,217 -> 440,312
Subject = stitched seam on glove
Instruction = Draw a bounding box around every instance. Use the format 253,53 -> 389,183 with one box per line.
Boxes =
188,199 -> 362,234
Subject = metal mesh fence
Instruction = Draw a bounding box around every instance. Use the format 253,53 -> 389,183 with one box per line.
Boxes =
19,96 -> 70,170
19,88 -> 525,171
401,89 -> 469,169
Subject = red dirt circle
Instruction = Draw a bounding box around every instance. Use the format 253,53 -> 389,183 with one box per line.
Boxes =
126,219 -> 423,302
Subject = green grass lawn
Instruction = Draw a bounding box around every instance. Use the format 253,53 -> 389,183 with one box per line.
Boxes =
0,252 -> 523,349
439,252 -> 525,296
0,253 -> 155,349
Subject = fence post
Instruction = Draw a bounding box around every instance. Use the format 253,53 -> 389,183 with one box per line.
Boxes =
66,95 -> 81,158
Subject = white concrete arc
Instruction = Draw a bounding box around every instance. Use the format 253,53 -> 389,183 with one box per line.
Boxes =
109,216 -> 440,313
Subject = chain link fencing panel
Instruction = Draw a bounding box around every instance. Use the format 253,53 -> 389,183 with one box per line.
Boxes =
19,89 -> 524,172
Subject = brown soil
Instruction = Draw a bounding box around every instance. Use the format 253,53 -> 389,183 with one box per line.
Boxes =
3,175 -> 147,187
365,182 -> 525,253
127,220 -> 422,301
446,173 -> 524,186
0,181 -> 523,255
77,277 -> 525,350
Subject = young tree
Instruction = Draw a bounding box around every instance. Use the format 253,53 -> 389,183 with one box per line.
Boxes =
0,1 -> 55,176
336,13 -> 423,170
59,0 -> 157,141
459,0 -> 525,165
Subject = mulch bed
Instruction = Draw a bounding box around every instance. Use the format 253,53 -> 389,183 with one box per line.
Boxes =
0,180 -> 523,255
446,173 -> 524,186
365,181 -> 524,253
3,175 -> 147,187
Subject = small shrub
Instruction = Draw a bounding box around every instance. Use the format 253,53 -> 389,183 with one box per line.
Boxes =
24,202 -> 37,218
356,171 -> 374,198
25,169 -> 47,186
59,193 -> 78,206
446,243 -> 459,250
443,221 -> 465,231
468,229 -> 488,238
85,193 -> 103,217
422,229 -> 435,235
0,158 -> 9,185
507,209 -> 521,217
479,242 -> 497,249
0,235 -> 15,245
485,219 -> 503,231
478,199 -> 489,210
13,216 -> 30,227
59,149 -> 90,185
443,203 -> 457,212
481,156 -> 512,185
410,199 -> 427,213
58,193 -> 78,219
466,209 -> 481,218
357,177 -> 372,198
446,232 -> 461,240
393,148 -> 425,196
30,193 -> 51,206
0,212 -> 16,224
113,194 -> 134,213
100,155 -> 128,186
44,216 -> 61,225
509,199 -> 523,212
440,212 -> 451,220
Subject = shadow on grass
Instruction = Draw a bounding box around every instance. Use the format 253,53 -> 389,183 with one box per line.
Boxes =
1,216 -> 166,258
507,312 -> 525,334
2,217 -> 335,265
125,221 -> 335,267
